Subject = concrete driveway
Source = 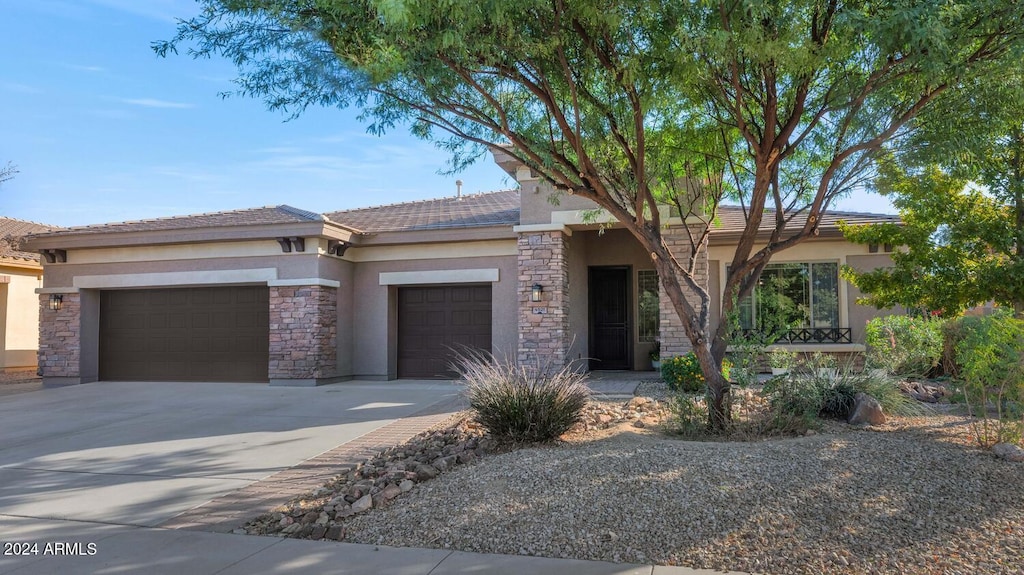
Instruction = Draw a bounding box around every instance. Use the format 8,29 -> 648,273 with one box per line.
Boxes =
0,380 -> 460,528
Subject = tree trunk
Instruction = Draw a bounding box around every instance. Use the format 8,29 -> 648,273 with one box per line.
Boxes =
694,343 -> 731,431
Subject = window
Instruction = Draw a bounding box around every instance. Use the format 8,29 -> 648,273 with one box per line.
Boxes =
637,270 -> 659,343
738,262 -> 839,332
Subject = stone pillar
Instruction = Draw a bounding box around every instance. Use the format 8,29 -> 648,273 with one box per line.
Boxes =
517,230 -> 571,371
659,224 -> 710,359
38,291 -> 82,385
268,284 -> 338,386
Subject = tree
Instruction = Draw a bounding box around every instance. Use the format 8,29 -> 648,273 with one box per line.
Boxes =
842,69 -> 1024,317
0,162 -> 16,186
157,0 -> 1024,430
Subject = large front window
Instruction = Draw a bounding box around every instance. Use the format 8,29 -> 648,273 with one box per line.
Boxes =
637,270 -> 659,343
738,262 -> 840,333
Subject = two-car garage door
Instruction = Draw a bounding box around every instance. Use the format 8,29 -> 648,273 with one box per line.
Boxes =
99,287 -> 269,382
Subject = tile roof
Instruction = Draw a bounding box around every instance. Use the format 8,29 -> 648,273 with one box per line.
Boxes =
26,205 -> 326,239
0,217 -> 61,262
712,205 -> 899,236
326,190 -> 520,232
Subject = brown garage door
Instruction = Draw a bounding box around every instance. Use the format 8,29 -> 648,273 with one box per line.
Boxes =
398,284 -> 492,379
99,286 -> 269,382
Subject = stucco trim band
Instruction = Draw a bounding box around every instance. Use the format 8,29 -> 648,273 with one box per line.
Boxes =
267,278 -> 341,288
378,268 -> 500,286
72,268 -> 279,289
512,224 -> 573,236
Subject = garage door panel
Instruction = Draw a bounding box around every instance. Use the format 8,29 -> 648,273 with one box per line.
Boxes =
100,287 -> 269,382
397,284 -> 491,379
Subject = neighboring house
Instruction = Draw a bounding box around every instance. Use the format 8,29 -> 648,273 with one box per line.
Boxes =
24,153 -> 898,386
0,217 -> 60,371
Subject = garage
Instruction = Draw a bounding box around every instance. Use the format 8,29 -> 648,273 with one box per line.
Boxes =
99,286 -> 269,382
397,284 -> 492,378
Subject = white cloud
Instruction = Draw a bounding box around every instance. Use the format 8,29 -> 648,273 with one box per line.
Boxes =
119,98 -> 195,109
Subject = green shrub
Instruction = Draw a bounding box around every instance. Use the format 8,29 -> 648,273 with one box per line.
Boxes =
761,374 -> 821,430
455,353 -> 589,443
667,394 -> 709,438
661,352 -> 732,393
951,312 -> 1024,447
818,380 -> 858,419
865,315 -> 944,377
853,371 -> 928,417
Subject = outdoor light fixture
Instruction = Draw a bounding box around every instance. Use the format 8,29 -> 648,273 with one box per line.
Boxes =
48,294 -> 63,311
531,283 -> 543,303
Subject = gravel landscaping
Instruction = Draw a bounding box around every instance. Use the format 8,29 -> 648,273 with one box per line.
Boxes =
249,392 -> 1024,575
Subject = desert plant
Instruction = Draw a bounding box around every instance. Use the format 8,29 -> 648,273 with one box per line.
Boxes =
768,349 -> 798,371
818,379 -> 858,419
454,352 -> 589,443
852,370 -> 929,417
761,374 -> 822,432
667,394 -> 710,438
662,352 -> 732,393
952,312 -> 1024,447
865,315 -> 944,377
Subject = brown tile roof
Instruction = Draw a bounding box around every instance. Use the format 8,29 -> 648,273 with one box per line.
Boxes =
326,189 -> 520,232
711,205 -> 899,237
26,205 -> 326,239
0,217 -> 61,262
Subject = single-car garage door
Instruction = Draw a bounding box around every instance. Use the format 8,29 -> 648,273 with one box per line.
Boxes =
398,284 -> 492,379
99,286 -> 269,382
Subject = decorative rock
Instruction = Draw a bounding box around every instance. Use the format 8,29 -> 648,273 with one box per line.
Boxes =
351,494 -> 373,514
993,443 -> 1024,462
457,450 -> 477,464
278,516 -> 294,528
849,393 -> 886,426
310,525 -> 327,540
281,523 -> 303,534
301,511 -> 319,524
325,525 -> 345,541
381,483 -> 403,500
316,512 -> 330,526
416,464 -> 440,481
399,479 -> 415,492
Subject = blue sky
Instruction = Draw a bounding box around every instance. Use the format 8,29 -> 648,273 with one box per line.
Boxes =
1,0 -> 894,229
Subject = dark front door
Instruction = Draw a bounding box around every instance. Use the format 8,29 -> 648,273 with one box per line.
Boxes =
397,284 -> 492,379
589,266 -> 631,370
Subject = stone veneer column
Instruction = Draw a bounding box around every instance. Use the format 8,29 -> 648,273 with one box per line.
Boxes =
659,224 -> 710,359
517,230 -> 571,371
268,285 -> 338,386
38,292 -> 82,384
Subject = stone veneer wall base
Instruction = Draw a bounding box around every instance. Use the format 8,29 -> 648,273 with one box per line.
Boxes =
269,375 -> 352,387
42,376 -> 96,387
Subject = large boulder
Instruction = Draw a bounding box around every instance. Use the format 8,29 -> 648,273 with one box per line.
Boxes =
993,443 -> 1024,462
848,393 -> 886,426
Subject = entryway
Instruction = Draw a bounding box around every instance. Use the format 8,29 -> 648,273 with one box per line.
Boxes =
588,266 -> 632,370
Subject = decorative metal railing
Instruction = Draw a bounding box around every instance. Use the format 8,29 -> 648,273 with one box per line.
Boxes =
740,327 -> 853,344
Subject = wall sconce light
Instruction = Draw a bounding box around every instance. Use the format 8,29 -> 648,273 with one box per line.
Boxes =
531,283 -> 543,303
48,294 -> 63,311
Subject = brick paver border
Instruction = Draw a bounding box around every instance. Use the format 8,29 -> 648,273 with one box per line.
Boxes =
160,394 -> 467,533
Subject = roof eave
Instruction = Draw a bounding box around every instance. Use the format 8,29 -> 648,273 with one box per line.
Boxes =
23,221 -> 362,251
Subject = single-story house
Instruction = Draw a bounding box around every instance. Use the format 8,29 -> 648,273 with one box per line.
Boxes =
1,217 -> 60,371
24,152 -> 898,386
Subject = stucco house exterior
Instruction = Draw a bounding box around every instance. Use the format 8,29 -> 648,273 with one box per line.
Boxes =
24,153 -> 898,386
1,217 -> 60,371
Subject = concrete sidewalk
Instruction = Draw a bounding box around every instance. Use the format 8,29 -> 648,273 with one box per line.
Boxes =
0,516 -> 742,575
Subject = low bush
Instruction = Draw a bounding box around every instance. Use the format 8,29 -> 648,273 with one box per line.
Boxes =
454,353 -> 589,443
950,312 -> 1024,447
761,374 -> 821,431
667,394 -> 709,438
818,379 -> 858,419
661,352 -> 732,393
865,315 -> 944,377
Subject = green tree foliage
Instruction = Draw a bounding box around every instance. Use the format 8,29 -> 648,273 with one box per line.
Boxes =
157,0 -> 1024,430
841,70 -> 1024,316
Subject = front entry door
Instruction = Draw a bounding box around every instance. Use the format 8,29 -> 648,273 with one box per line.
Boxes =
589,266 -> 631,370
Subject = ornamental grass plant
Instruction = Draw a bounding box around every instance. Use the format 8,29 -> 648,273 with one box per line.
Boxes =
453,352 -> 589,443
